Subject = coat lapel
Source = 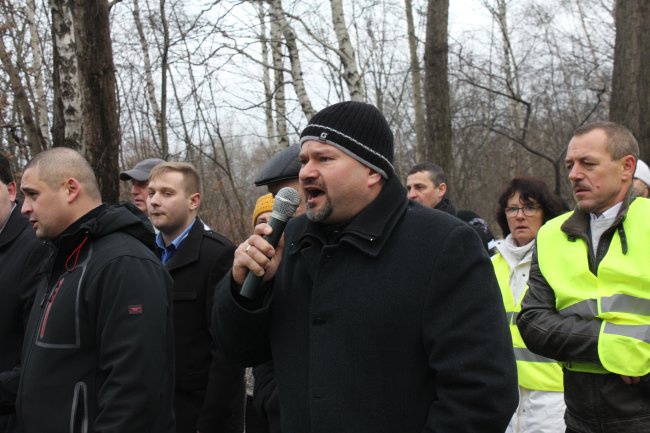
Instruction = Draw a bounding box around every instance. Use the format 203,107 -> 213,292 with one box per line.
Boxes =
165,218 -> 202,272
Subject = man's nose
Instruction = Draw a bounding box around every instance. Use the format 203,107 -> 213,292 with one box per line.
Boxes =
21,201 -> 31,215
568,165 -> 582,181
299,160 -> 315,181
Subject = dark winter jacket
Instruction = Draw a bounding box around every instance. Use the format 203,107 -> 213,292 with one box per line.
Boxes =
518,191 -> 650,432
17,204 -> 175,433
162,218 -> 245,433
434,196 -> 456,215
0,203 -> 49,431
214,175 -> 518,433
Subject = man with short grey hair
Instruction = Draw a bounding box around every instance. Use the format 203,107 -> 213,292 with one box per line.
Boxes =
518,121 -> 650,433
120,157 -> 165,214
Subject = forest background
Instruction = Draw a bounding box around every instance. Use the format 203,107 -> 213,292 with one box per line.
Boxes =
1,0 -> 648,242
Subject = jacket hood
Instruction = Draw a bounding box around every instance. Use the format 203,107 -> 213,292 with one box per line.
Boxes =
81,202 -> 156,251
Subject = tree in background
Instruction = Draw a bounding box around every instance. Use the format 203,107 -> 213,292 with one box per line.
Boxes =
50,0 -> 120,203
424,0 -> 452,177
0,0 -> 622,240
610,0 -> 650,161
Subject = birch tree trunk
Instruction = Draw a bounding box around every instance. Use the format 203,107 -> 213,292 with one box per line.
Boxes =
271,14 -> 289,148
50,0 -> 83,149
405,0 -> 426,161
330,0 -> 364,101
424,0 -> 452,174
49,0 -> 121,203
258,0 -> 277,150
610,0 -> 650,161
269,0 -> 315,120
133,0 -> 164,153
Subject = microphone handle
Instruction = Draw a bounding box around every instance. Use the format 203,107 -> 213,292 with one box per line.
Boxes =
239,217 -> 288,299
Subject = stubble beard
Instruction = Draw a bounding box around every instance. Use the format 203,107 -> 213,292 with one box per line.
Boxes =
306,198 -> 332,223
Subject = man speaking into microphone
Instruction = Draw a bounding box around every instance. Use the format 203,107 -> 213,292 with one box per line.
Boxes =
214,101 -> 518,433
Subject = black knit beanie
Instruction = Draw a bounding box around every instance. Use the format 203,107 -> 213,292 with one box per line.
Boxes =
299,101 -> 394,178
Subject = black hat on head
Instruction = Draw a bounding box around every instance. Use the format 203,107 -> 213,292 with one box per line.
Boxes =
255,144 -> 301,187
299,101 -> 394,178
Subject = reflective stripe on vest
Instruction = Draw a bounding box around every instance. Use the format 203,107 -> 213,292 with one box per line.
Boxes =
492,253 -> 564,391
537,198 -> 650,376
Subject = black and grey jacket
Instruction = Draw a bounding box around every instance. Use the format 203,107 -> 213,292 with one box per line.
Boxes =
16,203 -> 175,433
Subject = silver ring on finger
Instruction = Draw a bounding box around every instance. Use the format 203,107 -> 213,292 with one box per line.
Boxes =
245,243 -> 251,253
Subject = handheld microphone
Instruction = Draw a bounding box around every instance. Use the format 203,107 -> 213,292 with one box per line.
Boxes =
239,187 -> 301,299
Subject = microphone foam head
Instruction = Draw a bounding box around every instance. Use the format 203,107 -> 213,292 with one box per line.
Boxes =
272,187 -> 301,221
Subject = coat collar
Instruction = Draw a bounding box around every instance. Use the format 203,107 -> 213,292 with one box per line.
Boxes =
561,186 -> 635,255
0,203 -> 29,249
292,175 -> 408,257
163,217 -> 204,271
561,186 -> 634,236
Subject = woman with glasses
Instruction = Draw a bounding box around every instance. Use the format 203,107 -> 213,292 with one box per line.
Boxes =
493,177 -> 565,433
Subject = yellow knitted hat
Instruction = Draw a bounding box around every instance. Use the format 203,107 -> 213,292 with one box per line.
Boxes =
252,193 -> 274,228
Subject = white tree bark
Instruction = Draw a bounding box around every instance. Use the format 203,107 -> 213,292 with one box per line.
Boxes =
270,13 -> 288,148
26,0 -> 50,144
133,0 -> 164,151
329,0 -> 364,101
49,0 -> 83,150
270,0 -> 315,120
258,0 -> 277,150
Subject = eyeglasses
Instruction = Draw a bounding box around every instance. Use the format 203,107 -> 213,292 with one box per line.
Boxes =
505,205 -> 540,217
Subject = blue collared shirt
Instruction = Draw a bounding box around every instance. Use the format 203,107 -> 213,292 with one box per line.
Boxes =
156,219 -> 196,264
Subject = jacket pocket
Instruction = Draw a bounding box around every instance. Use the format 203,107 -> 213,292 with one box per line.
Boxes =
70,381 -> 88,433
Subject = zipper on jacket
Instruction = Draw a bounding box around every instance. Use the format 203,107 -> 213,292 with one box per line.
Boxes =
70,381 -> 88,433
40,278 -> 64,339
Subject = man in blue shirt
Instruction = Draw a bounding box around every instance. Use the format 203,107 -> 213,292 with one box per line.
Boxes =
148,162 -> 245,433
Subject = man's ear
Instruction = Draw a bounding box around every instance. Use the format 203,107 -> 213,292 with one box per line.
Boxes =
64,178 -> 82,203
189,192 -> 201,211
6,181 -> 16,202
367,170 -> 383,188
622,156 -> 636,182
438,182 -> 447,197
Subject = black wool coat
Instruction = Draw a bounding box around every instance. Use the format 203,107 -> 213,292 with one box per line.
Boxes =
163,218 -> 245,433
214,176 -> 519,433
0,204 -> 49,429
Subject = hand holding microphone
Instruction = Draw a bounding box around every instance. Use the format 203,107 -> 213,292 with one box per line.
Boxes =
238,187 -> 300,299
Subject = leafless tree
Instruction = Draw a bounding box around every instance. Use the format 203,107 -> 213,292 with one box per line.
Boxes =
424,0 -> 452,175
610,0 -> 650,160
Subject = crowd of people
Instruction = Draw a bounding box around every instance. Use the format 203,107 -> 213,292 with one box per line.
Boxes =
0,101 -> 649,433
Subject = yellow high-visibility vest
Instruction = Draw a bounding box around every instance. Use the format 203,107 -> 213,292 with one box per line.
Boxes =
492,253 -> 563,391
536,198 -> 650,376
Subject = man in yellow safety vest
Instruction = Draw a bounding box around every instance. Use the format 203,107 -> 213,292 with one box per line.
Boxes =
517,121 -> 650,433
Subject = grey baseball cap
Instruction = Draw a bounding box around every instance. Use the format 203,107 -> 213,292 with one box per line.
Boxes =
254,144 -> 301,187
119,158 -> 165,182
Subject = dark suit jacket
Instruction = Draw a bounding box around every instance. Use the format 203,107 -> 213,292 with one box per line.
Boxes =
0,203 -> 49,431
164,218 -> 244,433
